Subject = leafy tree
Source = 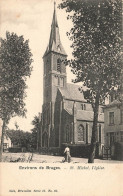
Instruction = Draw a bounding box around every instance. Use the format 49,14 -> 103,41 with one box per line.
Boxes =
59,0 -> 122,162
0,32 -> 33,160
6,129 -> 32,148
31,115 -> 40,150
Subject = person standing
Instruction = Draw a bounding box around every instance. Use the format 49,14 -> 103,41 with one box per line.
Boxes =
64,146 -> 71,162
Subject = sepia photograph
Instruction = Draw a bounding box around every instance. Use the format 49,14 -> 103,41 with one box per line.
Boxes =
0,0 -> 123,195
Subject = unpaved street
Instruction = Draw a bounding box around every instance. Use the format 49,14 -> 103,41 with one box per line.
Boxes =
2,152 -> 123,163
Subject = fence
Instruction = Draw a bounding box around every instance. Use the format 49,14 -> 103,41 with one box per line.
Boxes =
102,146 -> 111,160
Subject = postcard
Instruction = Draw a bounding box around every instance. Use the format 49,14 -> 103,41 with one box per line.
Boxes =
0,0 -> 123,196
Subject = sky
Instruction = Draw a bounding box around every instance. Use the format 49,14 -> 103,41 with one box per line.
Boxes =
1,0 -> 75,131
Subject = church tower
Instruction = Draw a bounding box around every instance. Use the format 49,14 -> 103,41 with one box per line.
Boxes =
41,2 -> 67,147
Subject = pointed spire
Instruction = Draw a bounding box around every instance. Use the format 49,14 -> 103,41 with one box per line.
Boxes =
52,1 -> 58,28
54,1 -> 56,11
43,2 -> 67,57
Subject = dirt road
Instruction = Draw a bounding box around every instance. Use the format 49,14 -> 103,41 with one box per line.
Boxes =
2,152 -> 123,163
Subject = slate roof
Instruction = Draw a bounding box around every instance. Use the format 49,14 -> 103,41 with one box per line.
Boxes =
64,108 -> 104,122
76,110 -> 104,122
59,83 -> 86,102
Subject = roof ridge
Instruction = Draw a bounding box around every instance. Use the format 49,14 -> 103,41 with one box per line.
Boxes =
64,108 -> 72,115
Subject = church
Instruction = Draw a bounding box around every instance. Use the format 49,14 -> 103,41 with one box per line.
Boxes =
39,4 -> 104,157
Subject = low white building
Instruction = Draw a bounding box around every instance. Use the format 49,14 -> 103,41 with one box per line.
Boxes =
3,133 -> 12,151
0,120 -> 12,151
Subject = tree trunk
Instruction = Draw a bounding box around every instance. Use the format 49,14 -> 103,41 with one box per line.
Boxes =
88,93 -> 100,163
0,119 -> 6,162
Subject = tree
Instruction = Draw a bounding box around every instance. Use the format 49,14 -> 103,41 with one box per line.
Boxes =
31,115 -> 40,150
0,32 -> 33,160
6,129 -> 32,149
59,0 -> 122,162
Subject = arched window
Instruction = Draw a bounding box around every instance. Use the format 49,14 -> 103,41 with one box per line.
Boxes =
57,59 -> 61,72
45,110 -> 47,125
81,104 -> 86,110
46,60 -> 49,74
54,75 -> 59,85
60,77 -> 64,87
110,94 -> 114,102
66,125 -> 70,142
47,108 -> 50,124
57,45 -> 61,52
86,123 -> 88,144
99,124 -> 101,143
78,124 -> 84,142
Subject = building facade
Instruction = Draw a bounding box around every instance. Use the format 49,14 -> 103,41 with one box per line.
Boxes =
104,100 -> 123,146
39,4 -> 104,156
104,60 -> 123,160
3,133 -> 12,151
104,64 -> 123,147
